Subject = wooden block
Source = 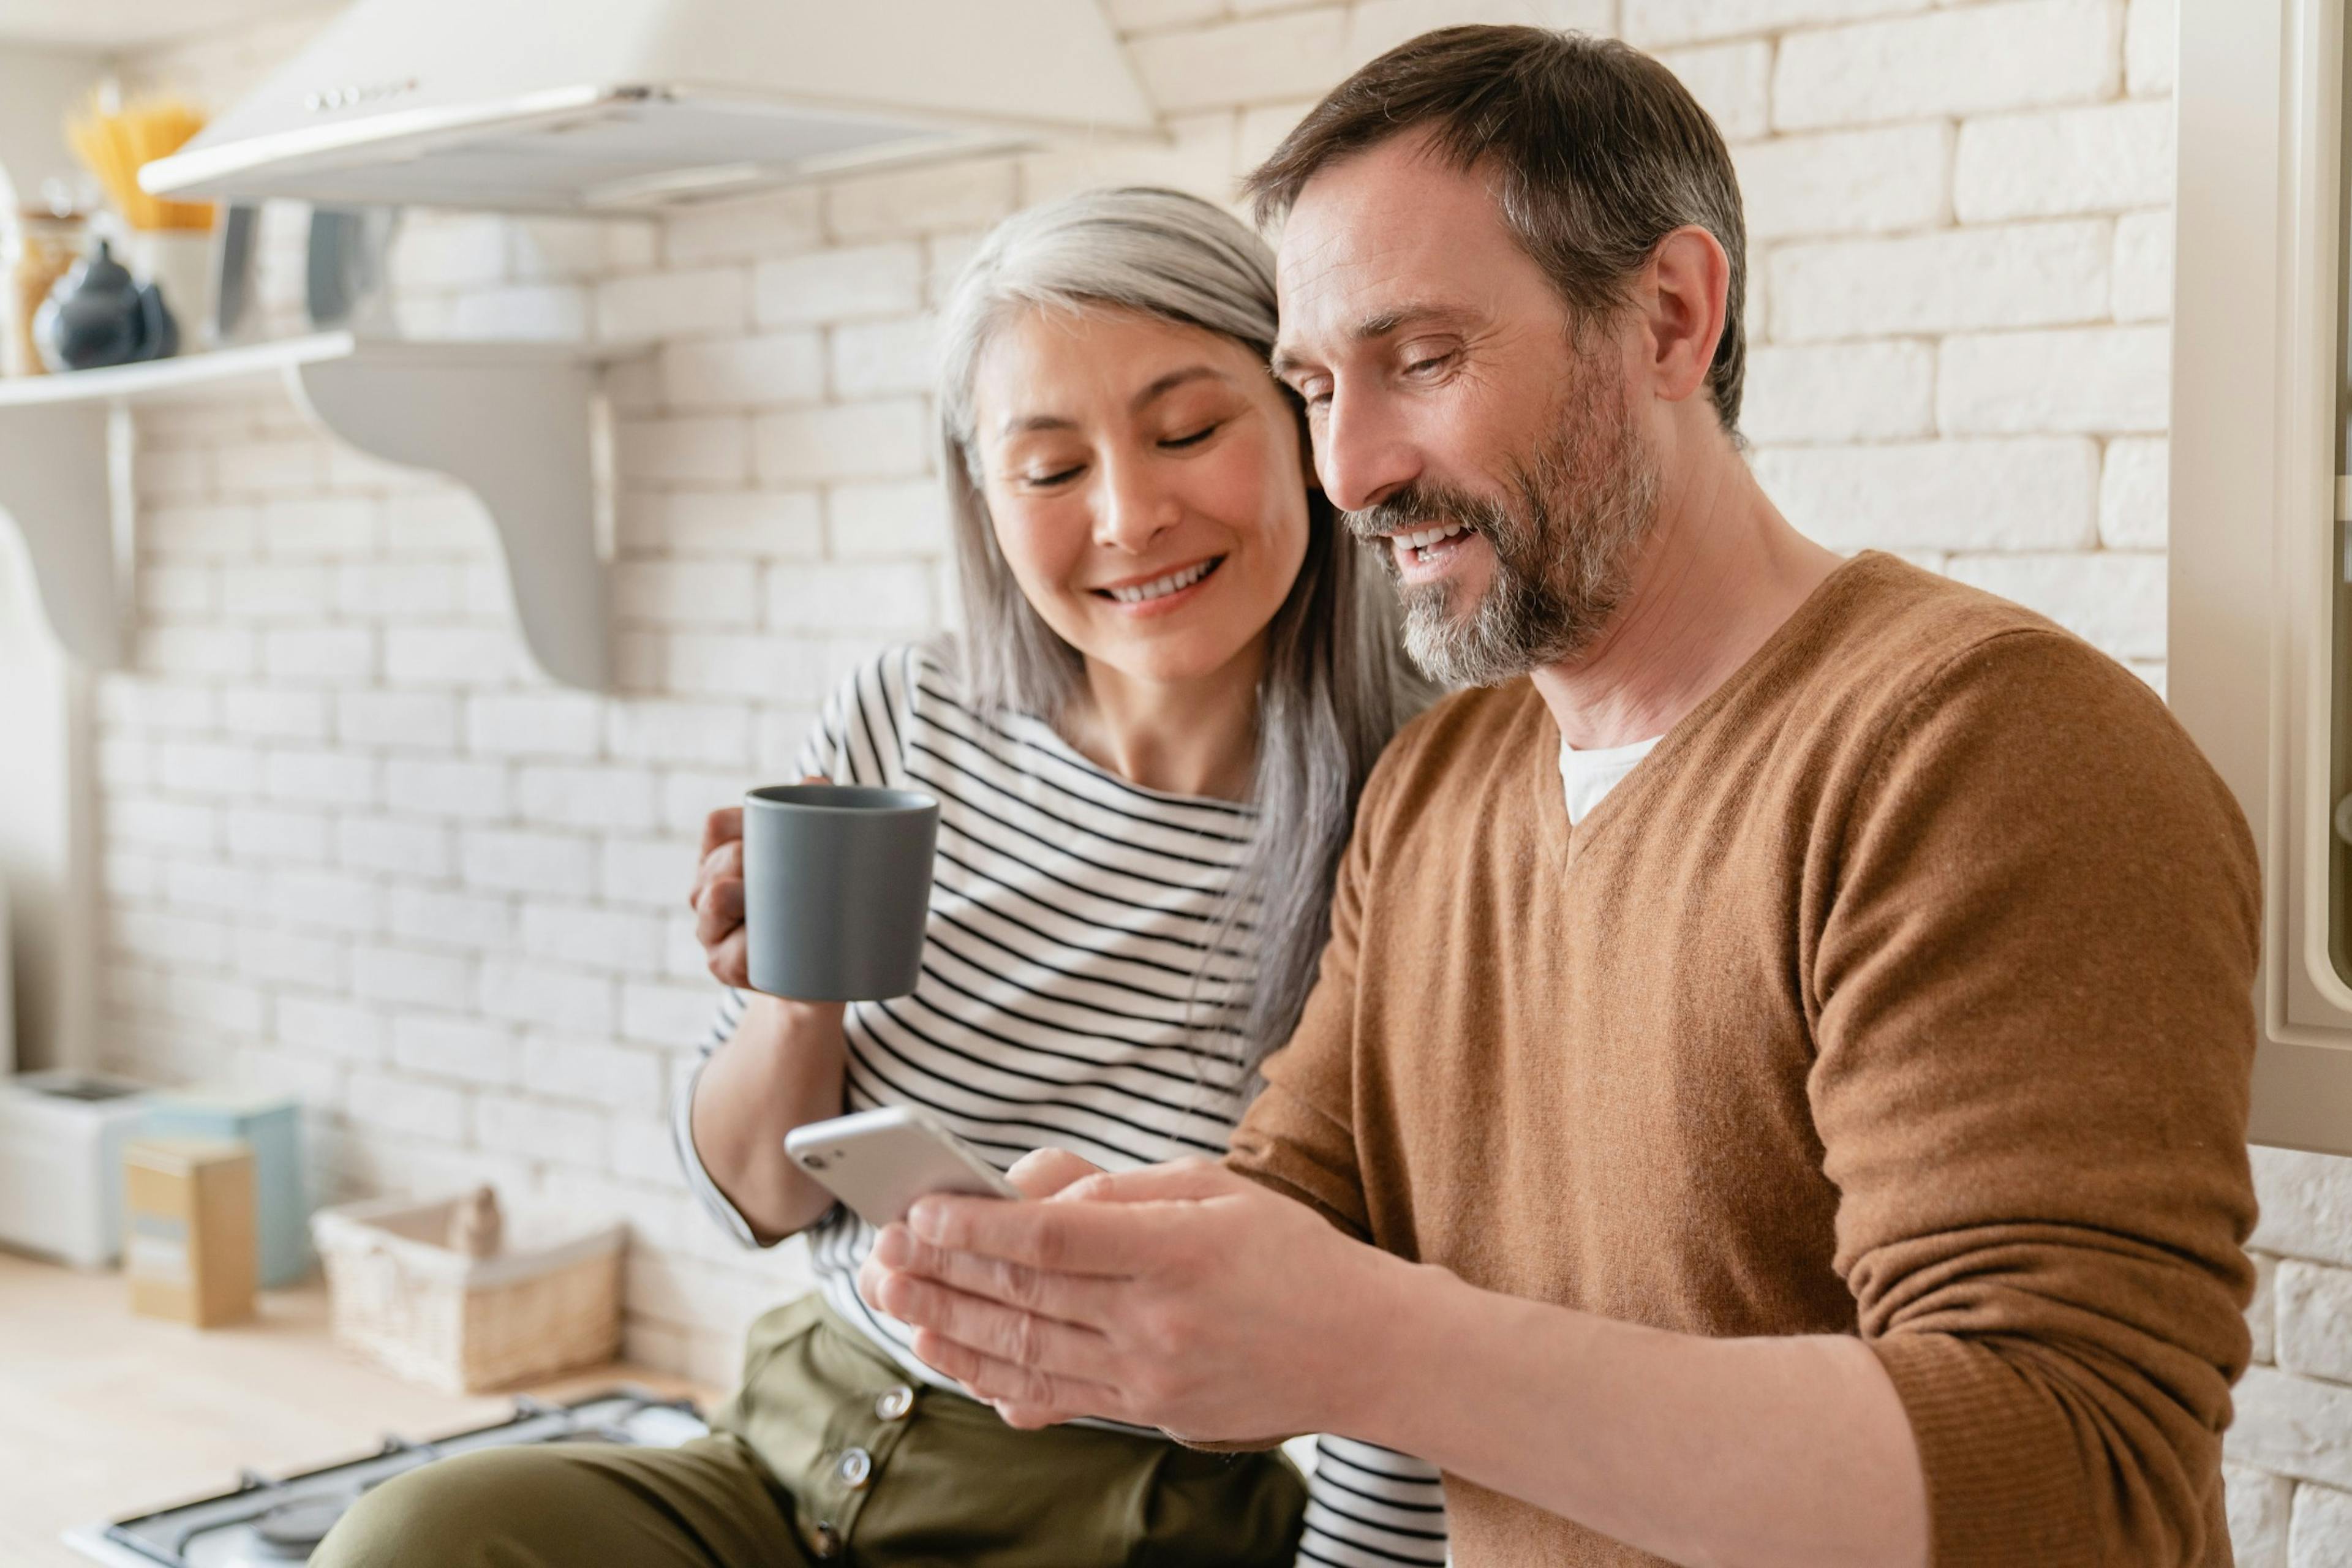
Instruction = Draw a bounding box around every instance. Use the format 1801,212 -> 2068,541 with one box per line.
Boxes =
124,1137 -> 256,1328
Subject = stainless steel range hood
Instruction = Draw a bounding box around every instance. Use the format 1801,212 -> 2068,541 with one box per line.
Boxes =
139,0 -> 1159,213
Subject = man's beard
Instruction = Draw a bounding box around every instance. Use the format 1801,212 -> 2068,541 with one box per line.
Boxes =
1346,354 -> 1660,688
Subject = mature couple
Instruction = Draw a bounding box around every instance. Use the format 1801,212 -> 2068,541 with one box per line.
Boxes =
322,24 -> 2262,1568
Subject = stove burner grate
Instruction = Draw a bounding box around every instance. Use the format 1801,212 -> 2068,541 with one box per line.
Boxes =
61,1388 -> 707,1568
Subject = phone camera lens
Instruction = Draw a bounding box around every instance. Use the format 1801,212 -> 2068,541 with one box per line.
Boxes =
801,1153 -> 827,1170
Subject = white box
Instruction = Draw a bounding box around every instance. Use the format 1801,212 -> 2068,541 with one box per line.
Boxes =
0,1072 -> 153,1267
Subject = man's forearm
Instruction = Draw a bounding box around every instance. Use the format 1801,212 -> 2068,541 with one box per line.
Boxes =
1343,1261 -> 1930,1568
688,994 -> 848,1242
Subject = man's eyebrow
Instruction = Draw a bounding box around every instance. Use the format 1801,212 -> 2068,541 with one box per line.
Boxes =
1272,302 -> 1476,380
1354,301 -> 1473,338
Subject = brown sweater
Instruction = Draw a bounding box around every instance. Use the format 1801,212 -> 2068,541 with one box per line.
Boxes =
1227,553 -> 2261,1568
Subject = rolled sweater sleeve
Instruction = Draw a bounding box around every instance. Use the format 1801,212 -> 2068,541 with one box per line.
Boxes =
1810,630 -> 2261,1568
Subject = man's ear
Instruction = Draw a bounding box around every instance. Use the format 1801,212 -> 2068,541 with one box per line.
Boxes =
1642,225 -> 1730,407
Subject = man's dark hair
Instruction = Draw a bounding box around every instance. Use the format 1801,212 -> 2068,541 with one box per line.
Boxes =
1245,26 -> 1748,432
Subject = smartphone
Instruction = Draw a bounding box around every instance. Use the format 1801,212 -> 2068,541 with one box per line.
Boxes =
783,1106 -> 1022,1228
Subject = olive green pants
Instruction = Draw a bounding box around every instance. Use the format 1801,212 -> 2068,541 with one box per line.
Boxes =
312,1295 -> 1305,1566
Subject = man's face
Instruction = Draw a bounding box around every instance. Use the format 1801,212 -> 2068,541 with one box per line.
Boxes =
1272,134 -> 1660,686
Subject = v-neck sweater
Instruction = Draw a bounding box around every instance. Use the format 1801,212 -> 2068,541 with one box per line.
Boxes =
1226,552 -> 2262,1568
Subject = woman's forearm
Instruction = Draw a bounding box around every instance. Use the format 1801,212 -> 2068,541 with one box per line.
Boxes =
687,994 -> 851,1242
1345,1262 -> 1930,1568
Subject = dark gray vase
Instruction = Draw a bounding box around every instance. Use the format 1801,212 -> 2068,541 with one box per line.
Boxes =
34,239 -> 179,372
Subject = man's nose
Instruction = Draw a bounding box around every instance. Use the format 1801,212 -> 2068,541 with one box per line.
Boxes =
1316,390 -> 1419,514
1093,456 -> 1177,552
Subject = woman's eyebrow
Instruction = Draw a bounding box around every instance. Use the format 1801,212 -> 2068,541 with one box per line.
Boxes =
997,366 -> 1229,437
1131,365 -> 1228,410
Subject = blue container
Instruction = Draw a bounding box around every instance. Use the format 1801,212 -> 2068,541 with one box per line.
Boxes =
141,1090 -> 308,1287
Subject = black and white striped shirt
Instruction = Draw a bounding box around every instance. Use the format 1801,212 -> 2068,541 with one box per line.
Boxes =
676,643 -> 1448,1567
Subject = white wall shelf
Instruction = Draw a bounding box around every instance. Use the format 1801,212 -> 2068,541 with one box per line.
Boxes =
0,332 -> 624,690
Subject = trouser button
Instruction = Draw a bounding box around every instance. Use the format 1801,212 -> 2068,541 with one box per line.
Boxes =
836,1447 -> 873,1489
875,1384 -> 914,1421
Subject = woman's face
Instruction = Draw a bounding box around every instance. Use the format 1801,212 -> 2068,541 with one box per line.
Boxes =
968,306 -> 1313,690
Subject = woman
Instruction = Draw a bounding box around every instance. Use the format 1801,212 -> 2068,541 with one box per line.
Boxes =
317,187 -> 1447,1568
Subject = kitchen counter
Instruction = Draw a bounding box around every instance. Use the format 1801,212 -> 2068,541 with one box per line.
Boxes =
0,1248 -> 716,1567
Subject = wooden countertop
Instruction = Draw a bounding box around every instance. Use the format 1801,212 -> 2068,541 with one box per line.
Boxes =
0,1248 -> 718,1568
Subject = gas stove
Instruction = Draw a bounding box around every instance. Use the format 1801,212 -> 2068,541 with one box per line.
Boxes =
62,1389 -> 708,1567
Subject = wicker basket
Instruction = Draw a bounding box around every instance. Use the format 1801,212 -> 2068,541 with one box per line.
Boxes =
312,1193 -> 626,1393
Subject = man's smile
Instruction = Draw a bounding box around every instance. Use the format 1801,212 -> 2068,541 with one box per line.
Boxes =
1388,522 -> 1485,584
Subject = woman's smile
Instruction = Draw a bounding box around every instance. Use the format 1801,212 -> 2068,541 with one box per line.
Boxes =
1091,554 -> 1227,613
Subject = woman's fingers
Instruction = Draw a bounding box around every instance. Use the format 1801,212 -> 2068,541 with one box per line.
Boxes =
707,929 -> 748,989
691,837 -> 745,940
699,805 -> 742,859
696,837 -> 744,896
692,868 -> 744,951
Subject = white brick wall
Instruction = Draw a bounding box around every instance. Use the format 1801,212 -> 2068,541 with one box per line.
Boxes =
101,4 -> 2350,1539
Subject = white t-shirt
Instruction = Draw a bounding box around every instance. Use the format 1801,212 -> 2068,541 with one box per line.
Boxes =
1559,734 -> 1663,824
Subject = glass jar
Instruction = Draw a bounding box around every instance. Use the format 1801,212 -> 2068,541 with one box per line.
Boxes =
3,210 -> 87,378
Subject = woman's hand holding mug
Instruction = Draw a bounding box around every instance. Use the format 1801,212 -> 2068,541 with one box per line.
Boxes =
691,775 -> 838,988
692,776 -> 940,1001
690,801 -> 756,989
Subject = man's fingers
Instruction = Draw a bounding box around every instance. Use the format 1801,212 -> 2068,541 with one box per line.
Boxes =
1055,1155 -> 1235,1206
987,1400 -> 1071,1431
903,1327 -> 1124,1424
698,805 -> 742,860
864,1265 -> 1122,1385
1007,1147 -> 1106,1199
869,1221 -> 1127,1329
907,1192 -> 1170,1275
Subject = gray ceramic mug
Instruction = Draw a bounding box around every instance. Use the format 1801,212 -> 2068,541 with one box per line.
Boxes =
741,783 -> 940,1001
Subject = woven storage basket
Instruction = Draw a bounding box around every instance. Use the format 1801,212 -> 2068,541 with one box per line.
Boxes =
312,1193 -> 625,1393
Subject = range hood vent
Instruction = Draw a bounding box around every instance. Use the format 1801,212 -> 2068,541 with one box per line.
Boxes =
141,0 -> 1160,213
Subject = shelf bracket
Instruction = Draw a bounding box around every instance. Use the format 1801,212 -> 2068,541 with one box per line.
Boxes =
0,403 -> 118,669
290,353 -> 610,690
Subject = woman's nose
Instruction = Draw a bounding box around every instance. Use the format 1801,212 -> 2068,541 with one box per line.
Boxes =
1316,389 -> 1419,514
1093,461 -> 1180,552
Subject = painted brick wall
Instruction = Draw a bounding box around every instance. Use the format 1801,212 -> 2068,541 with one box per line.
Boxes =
94,2 -> 2346,1558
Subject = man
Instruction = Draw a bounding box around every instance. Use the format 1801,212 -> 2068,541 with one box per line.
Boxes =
862,26 -> 2260,1568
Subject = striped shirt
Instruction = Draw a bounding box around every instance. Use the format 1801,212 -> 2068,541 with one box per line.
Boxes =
675,643 -> 1449,1567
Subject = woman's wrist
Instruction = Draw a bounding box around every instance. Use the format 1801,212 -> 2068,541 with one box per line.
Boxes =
744,992 -> 849,1049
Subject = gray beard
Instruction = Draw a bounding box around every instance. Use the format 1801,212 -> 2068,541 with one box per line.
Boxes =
1351,362 -> 1660,689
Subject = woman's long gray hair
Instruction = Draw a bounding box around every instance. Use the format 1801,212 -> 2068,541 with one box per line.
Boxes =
937,186 -> 1430,1080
